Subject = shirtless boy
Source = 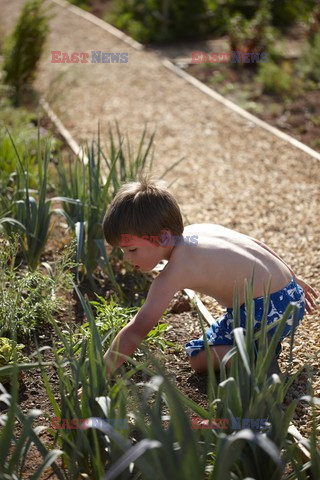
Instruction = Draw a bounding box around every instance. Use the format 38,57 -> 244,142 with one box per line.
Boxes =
102,179 -> 317,375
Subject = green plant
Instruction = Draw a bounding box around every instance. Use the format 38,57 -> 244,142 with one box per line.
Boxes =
270,0 -> 317,28
208,0 -> 317,28
63,295 -> 177,358
92,295 -> 177,354
24,274 -> 317,478
228,2 -> 275,59
0,374 -> 64,478
0,337 -> 26,384
0,130 -> 72,270
68,0 -> 92,11
0,99 -> 37,188
0,235 -> 74,338
299,31 -> 320,83
0,91 -> 62,192
56,124 -> 155,290
2,0 -> 50,105
257,59 -> 293,97
109,0 -> 209,43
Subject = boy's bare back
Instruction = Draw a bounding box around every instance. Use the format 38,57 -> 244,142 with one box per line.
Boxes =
163,224 -> 292,307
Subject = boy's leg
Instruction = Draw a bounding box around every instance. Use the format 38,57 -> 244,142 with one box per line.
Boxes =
189,345 -> 233,373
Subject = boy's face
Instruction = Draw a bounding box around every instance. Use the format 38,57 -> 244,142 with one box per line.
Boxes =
119,235 -> 166,273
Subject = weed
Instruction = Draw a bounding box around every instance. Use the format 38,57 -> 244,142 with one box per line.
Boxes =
0,235 -> 74,338
257,60 -> 293,97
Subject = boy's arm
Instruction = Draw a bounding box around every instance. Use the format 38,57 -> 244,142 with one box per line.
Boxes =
249,236 -> 318,313
103,272 -> 180,375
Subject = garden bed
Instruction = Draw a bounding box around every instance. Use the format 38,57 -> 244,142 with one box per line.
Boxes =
2,216 -> 318,477
0,1 -> 319,477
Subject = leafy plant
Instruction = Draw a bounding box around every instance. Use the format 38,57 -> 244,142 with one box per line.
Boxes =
2,0 -> 50,105
257,59 -> 293,97
0,337 -> 26,384
63,295 -> 177,358
299,31 -> 320,83
0,235 -> 74,338
108,0 -> 209,43
228,2 -> 275,61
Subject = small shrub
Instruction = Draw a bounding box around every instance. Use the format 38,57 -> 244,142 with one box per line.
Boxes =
109,0 -> 209,43
270,0 -> 317,28
228,3 -> 276,61
257,60 -> 293,97
299,31 -> 320,83
0,236 -> 74,338
2,0 -> 50,105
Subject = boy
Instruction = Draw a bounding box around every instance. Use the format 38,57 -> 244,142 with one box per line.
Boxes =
102,179 -> 317,375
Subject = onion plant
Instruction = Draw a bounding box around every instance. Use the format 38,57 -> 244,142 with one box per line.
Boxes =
0,130 -> 74,271
38,281 -> 319,479
0,351 -> 64,479
55,124 -> 154,291
1,275 -> 317,478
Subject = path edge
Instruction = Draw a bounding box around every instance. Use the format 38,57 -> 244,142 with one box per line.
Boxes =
162,59 -> 320,162
49,0 -> 320,162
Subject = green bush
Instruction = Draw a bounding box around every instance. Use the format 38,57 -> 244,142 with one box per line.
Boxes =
257,60 -> 293,97
0,236 -> 74,338
270,0 -> 317,28
299,31 -> 320,83
2,0 -> 50,105
209,0 -> 317,27
0,92 -> 38,188
109,0 -> 209,43
104,0 -> 319,44
227,3 -> 276,61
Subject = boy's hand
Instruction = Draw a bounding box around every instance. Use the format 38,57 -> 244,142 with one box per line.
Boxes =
295,276 -> 318,314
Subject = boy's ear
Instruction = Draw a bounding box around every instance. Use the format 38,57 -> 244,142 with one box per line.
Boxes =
159,229 -> 172,247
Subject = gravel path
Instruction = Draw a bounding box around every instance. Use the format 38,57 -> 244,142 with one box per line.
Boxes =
1,0 -> 319,438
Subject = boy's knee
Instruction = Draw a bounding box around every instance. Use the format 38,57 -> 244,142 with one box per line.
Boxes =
188,346 -> 232,373
189,350 -> 211,373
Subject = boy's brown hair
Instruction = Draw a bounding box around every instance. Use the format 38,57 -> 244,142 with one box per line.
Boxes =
103,178 -> 184,246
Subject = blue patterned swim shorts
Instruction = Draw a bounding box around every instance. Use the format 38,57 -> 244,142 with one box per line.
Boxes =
185,278 -> 305,357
